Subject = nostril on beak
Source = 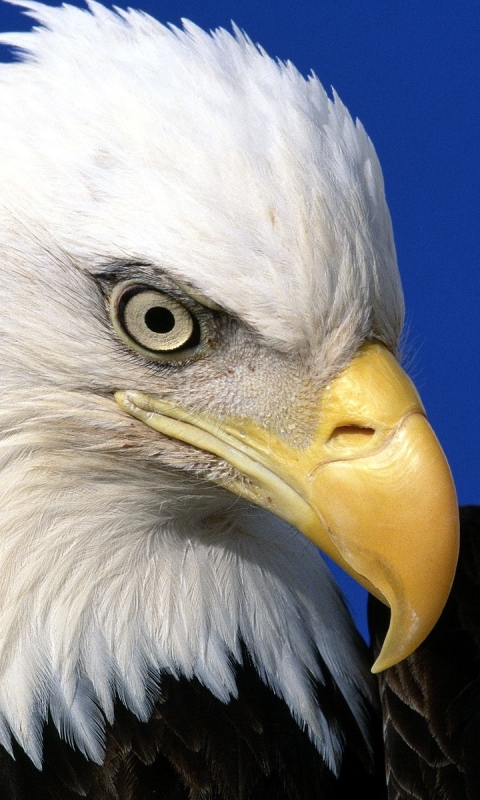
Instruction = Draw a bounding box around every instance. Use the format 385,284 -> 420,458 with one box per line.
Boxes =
327,425 -> 376,450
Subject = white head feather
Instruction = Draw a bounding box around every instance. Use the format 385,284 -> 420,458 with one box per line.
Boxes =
0,0 -> 403,356
0,0 -> 400,774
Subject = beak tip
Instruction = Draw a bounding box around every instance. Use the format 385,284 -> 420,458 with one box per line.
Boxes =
370,651 -> 399,674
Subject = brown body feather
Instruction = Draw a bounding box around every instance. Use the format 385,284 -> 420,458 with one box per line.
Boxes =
0,647 -> 387,799
370,506 -> 480,800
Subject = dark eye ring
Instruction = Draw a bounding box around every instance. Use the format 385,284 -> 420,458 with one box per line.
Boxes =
110,282 -> 201,359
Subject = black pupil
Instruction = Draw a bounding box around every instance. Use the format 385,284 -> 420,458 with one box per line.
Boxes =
144,306 -> 175,334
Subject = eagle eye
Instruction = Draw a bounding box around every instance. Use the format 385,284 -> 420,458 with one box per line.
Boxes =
110,283 -> 201,359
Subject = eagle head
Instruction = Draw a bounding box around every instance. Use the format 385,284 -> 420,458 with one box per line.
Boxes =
0,0 -> 458,773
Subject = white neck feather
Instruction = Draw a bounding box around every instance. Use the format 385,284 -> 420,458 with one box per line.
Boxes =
0,3 -> 388,776
0,396 -> 375,774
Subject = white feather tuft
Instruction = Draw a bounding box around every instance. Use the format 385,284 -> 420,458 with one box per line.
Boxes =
0,0 -> 395,775
0,0 -> 403,359
0,397 -> 376,771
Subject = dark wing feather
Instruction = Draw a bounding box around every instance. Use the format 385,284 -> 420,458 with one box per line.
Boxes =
0,644 -> 387,799
369,505 -> 480,800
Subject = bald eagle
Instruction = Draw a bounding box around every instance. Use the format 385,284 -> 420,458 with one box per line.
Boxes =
0,1 -> 460,798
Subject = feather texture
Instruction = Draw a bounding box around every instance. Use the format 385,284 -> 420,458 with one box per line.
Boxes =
0,649 -> 387,799
0,1 -> 408,795
370,506 -> 480,800
0,0 -> 403,365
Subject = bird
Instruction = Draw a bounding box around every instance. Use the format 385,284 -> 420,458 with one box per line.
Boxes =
0,1 -> 460,798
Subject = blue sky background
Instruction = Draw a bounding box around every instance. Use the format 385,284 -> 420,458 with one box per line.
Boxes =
1,0 -> 478,641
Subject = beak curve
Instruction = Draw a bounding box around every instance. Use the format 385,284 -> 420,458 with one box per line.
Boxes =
115,343 -> 459,672
308,410 -> 459,671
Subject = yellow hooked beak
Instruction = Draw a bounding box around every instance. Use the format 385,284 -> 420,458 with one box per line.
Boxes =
115,343 -> 459,672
